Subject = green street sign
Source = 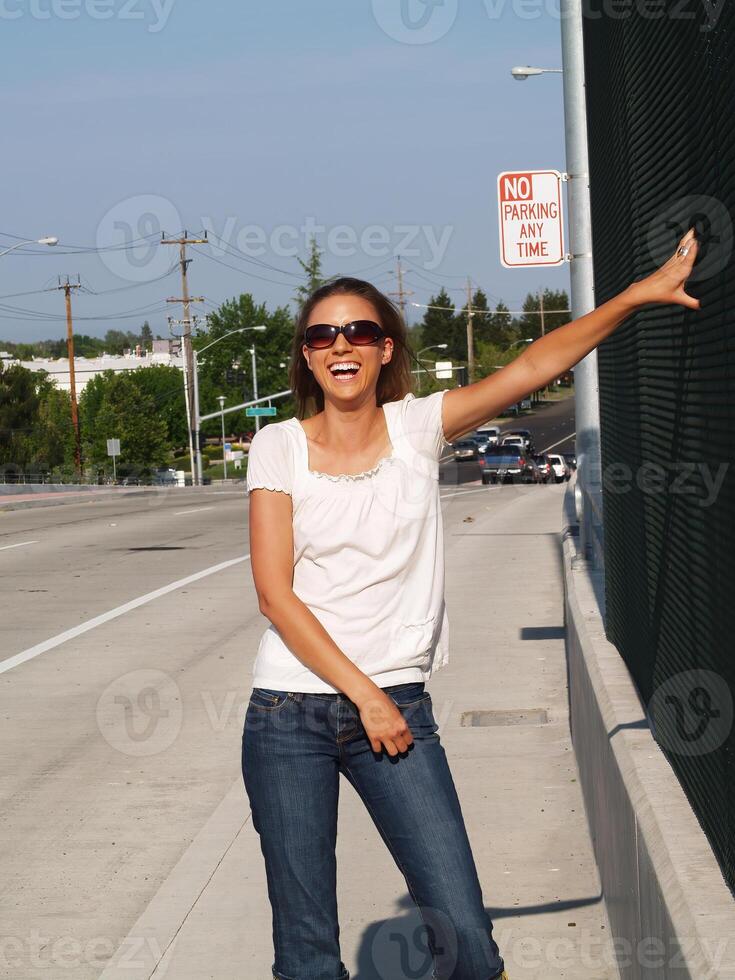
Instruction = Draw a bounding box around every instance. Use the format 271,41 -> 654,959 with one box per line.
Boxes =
246,407 -> 278,417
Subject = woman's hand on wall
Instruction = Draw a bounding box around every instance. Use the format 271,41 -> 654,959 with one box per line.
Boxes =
625,227 -> 701,310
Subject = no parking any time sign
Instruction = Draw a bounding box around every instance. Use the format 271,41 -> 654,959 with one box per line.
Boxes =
497,170 -> 565,268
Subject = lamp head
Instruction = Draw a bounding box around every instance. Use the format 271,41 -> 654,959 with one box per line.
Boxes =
511,66 -> 542,80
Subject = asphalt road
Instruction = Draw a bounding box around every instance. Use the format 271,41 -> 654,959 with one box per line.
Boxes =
491,394 -> 576,455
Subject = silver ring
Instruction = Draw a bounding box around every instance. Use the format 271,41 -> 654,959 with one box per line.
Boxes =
677,245 -> 690,257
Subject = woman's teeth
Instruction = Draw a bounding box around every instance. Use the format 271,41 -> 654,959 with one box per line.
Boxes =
329,362 -> 361,381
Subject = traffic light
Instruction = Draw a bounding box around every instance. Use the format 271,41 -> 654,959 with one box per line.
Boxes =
456,365 -> 469,387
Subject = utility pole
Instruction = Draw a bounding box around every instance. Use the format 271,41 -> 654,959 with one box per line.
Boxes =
388,256 -> 414,322
56,276 -> 82,478
162,231 -> 207,485
465,278 -> 475,385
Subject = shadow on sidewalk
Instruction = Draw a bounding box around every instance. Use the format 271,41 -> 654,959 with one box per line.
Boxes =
351,891 -> 605,978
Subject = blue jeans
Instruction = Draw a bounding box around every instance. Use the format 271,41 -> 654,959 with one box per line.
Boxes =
241,681 -> 505,980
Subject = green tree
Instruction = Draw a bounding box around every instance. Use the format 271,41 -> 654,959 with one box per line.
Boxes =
463,288 -> 490,345
419,289 -> 461,362
199,294 -> 296,434
103,329 -> 139,354
293,236 -> 327,311
0,363 -> 41,470
140,321 -> 154,350
29,382 -> 76,473
129,364 -> 187,448
518,289 -> 570,340
80,371 -> 170,476
485,300 -> 518,349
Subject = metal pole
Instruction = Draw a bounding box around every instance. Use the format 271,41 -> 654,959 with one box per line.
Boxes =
560,0 -> 602,568
219,398 -> 227,481
250,346 -> 260,434
192,349 -> 203,486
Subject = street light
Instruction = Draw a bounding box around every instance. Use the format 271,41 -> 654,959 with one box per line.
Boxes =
416,344 -> 448,392
217,394 -> 227,481
511,1 -> 601,567
249,344 -> 261,435
191,325 -> 266,485
0,236 -> 58,258
510,66 -> 562,81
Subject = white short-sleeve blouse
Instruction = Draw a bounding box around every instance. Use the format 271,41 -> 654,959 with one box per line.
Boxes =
245,389 -> 453,693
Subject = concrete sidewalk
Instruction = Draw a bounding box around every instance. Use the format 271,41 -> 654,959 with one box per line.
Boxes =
100,477 -> 615,980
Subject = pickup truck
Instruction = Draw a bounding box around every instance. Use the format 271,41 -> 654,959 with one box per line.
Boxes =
481,445 -> 540,485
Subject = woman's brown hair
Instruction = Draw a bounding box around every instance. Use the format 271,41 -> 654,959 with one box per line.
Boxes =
289,277 -> 415,419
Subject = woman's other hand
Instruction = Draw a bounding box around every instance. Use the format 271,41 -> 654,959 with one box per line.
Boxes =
357,690 -> 414,756
626,227 -> 701,310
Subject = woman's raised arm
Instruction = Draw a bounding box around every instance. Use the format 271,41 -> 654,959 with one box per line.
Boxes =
440,228 -> 700,444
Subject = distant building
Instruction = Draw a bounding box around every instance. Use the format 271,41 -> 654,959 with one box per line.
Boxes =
0,341 -> 184,393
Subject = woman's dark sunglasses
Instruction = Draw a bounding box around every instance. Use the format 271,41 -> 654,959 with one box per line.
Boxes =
303,320 -> 385,350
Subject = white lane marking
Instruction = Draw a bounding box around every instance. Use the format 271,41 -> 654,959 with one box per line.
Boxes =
0,540 -> 38,552
173,506 -> 214,516
440,486 -> 495,499
0,554 -> 249,676
541,431 -> 576,453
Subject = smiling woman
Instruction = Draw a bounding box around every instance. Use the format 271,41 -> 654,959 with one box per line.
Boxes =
241,234 -> 699,980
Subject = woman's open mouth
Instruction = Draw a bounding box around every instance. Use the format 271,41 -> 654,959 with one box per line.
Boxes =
328,361 -> 362,383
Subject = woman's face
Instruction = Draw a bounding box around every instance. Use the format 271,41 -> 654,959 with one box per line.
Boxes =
302,293 -> 393,403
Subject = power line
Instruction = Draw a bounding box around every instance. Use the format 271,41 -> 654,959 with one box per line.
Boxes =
190,245 -> 302,288
410,301 -> 570,316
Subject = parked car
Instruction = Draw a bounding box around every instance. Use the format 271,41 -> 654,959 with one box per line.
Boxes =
547,453 -> 571,483
452,439 -> 480,460
532,453 -> 553,483
481,445 -> 541,485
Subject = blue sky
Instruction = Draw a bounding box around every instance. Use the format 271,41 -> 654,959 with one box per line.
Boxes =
1,0 -> 568,343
